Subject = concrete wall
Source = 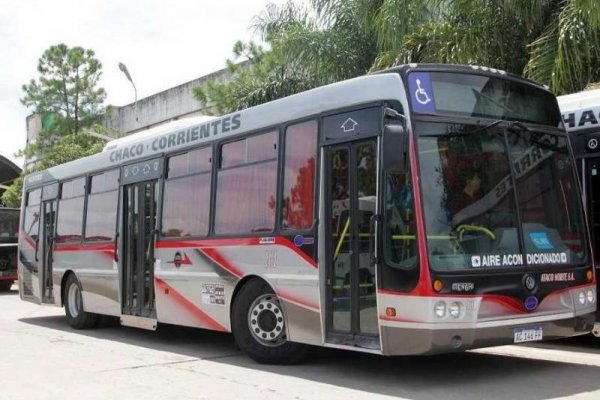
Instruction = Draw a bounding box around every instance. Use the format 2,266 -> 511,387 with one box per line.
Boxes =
103,66 -> 235,137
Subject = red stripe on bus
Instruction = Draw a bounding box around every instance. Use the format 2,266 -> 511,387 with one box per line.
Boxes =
155,277 -> 228,332
408,129 -> 434,296
379,315 -> 421,323
156,238 -> 260,248
53,242 -> 115,260
54,242 -> 115,252
19,233 -> 36,249
274,237 -> 318,269
198,248 -> 244,279
156,236 -> 318,269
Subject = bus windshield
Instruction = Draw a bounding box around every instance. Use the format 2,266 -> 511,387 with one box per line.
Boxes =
417,121 -> 588,271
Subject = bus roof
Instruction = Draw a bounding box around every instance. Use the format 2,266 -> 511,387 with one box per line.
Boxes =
24,72 -> 408,189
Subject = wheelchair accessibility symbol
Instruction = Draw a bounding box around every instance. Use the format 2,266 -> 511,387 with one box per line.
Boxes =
415,79 -> 432,105
409,72 -> 435,113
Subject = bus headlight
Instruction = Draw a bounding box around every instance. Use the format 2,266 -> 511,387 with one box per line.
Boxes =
448,302 -> 463,319
587,290 -> 595,304
434,301 -> 447,318
578,291 -> 586,305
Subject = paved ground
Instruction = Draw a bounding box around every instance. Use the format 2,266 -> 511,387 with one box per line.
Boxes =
1,284 -> 600,400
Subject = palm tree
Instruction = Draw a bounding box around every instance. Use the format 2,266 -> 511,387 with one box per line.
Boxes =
197,0 -> 600,113
381,0 -> 600,95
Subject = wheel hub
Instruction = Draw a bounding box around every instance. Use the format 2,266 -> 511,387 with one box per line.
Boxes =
248,294 -> 285,346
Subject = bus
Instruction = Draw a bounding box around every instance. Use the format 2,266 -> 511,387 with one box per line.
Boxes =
0,207 -> 19,291
19,64 -> 596,363
557,88 -> 600,336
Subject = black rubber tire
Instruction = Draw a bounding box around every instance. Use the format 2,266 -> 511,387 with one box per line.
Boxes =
0,281 -> 13,292
232,279 -> 308,364
64,274 -> 98,329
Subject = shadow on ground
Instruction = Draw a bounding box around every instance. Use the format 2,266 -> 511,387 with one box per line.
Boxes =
19,313 -> 600,400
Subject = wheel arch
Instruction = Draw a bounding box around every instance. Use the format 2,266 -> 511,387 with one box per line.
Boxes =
230,275 -> 266,318
60,269 -> 76,307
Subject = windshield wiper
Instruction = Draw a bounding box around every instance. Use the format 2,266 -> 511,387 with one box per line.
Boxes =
507,121 -> 562,151
420,119 -> 505,138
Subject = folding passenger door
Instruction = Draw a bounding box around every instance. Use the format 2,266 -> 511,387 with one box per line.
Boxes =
118,158 -> 162,329
321,106 -> 382,349
38,183 -> 59,304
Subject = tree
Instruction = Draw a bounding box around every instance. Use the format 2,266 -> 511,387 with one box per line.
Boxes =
198,0 -> 600,113
385,0 -> 600,95
194,0 -> 381,113
2,44 -> 107,207
21,44 -> 106,136
1,134 -> 104,208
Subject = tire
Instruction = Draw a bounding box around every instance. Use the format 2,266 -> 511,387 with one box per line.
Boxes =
232,279 -> 308,364
0,281 -> 12,291
64,274 -> 98,329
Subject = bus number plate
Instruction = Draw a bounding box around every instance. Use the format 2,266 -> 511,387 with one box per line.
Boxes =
514,326 -> 543,343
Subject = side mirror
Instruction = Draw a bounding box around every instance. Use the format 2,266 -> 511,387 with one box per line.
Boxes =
383,124 -> 407,169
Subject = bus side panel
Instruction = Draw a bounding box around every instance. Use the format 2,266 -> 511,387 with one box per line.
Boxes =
154,240 -> 323,346
53,245 -> 120,316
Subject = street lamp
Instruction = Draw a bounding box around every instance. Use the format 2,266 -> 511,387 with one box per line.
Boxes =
118,62 -> 138,122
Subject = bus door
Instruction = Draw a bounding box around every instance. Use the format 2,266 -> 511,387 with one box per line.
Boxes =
119,159 -> 161,327
38,183 -> 58,304
40,198 -> 57,303
322,107 -> 381,349
586,158 -> 600,262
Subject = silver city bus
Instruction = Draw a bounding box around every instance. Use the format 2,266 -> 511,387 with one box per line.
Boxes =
19,64 -> 596,363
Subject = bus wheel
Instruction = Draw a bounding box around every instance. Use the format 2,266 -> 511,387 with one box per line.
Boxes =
64,274 -> 98,329
232,279 -> 307,364
0,281 -> 12,291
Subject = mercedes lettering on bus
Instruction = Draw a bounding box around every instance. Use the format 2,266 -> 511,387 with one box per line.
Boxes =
18,64 -> 596,363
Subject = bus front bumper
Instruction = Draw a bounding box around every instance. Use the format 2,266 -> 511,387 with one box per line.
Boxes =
380,312 -> 596,355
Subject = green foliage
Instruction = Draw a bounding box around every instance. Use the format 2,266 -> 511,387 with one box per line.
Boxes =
21,43 -> 106,135
1,133 -> 104,208
198,0 -> 600,112
194,0 -> 379,114
3,44 -> 108,207
1,176 -> 23,208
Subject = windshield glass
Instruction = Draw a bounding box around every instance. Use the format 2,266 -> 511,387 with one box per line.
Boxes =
408,72 -> 561,127
417,121 -> 587,271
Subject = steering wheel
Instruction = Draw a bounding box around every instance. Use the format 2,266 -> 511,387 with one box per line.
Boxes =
455,224 -> 496,241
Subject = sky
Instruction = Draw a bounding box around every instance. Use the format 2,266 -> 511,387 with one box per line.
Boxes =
0,0 -> 294,168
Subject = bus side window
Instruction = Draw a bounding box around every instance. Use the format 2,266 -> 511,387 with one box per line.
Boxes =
23,189 -> 42,239
161,147 -> 212,238
56,177 -> 85,243
281,120 -> 317,231
85,170 -> 119,242
215,131 -> 279,235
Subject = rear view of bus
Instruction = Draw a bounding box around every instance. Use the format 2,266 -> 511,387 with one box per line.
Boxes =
377,65 -> 596,354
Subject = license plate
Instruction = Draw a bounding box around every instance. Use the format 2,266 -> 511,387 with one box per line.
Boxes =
514,326 -> 543,343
